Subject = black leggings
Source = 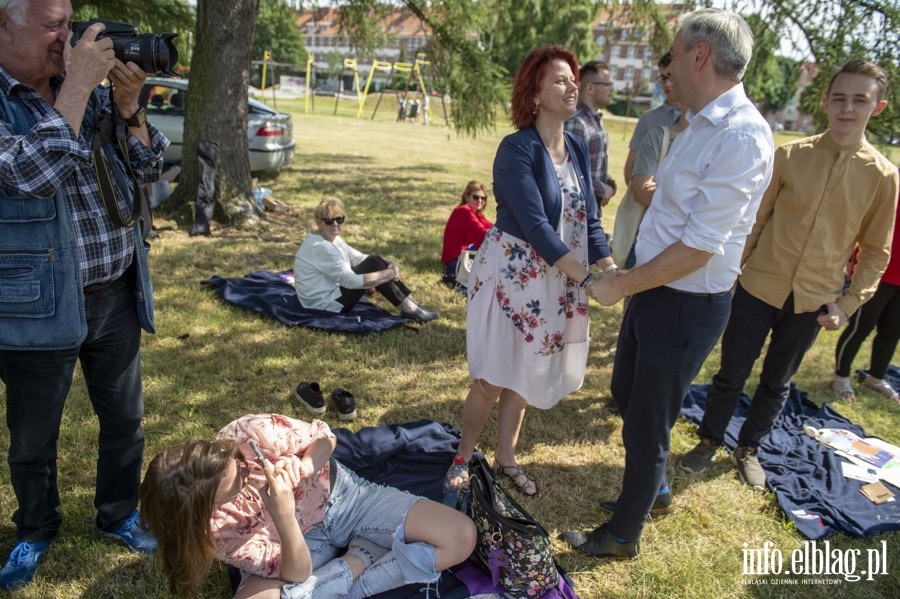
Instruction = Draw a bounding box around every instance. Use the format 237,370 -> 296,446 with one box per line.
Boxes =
336,255 -> 411,313
835,281 -> 900,378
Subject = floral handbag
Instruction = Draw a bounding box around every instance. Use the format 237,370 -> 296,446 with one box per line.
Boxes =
466,455 -> 559,599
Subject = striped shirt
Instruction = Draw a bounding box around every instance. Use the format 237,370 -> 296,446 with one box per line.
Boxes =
564,100 -> 613,198
0,68 -> 168,288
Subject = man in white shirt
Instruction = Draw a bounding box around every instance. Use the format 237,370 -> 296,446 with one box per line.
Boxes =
560,8 -> 775,559
623,53 -> 681,183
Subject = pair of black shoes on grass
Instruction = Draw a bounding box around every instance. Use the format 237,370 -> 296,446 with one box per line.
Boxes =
294,382 -> 357,421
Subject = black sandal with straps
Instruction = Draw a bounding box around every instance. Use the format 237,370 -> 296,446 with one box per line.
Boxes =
494,461 -> 540,498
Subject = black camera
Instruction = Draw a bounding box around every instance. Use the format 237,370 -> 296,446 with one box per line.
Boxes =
71,19 -> 179,77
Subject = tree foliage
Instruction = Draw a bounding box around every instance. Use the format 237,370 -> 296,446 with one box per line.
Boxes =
73,0 -> 195,30
714,0 -> 899,141
484,0 -> 600,76
741,13 -> 800,113
251,0 -> 309,88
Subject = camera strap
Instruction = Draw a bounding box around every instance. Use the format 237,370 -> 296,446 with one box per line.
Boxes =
89,87 -> 151,234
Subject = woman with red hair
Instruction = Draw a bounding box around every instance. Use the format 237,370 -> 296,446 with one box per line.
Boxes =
452,47 -> 614,496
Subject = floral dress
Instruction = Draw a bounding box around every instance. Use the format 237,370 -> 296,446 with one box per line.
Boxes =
467,158 -> 590,408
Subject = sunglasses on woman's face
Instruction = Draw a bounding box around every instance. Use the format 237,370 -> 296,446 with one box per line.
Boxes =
322,215 -> 345,225
469,194 -> 487,201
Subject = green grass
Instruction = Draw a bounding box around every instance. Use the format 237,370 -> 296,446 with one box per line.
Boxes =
1,99 -> 898,598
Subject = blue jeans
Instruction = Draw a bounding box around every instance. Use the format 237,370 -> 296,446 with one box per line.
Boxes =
608,286 -> 731,541
271,463 -> 438,599
0,269 -> 145,541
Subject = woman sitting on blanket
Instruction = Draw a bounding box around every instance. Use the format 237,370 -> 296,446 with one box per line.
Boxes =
293,197 -> 438,323
440,181 -> 493,284
139,413 -> 476,599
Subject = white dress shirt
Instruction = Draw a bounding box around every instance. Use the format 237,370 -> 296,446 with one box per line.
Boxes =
635,83 -> 774,293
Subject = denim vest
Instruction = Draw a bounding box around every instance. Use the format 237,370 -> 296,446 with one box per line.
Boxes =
0,93 -> 155,350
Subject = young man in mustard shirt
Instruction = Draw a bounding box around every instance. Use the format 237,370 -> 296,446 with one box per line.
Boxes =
679,59 -> 899,490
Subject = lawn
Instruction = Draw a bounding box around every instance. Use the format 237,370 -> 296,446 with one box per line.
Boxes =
0,95 -> 898,598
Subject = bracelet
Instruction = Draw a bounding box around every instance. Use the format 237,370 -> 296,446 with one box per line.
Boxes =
579,273 -> 595,289
604,263 -> 619,274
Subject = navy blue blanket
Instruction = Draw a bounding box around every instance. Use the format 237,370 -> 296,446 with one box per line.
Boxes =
202,270 -> 411,335
334,420 -> 463,502
682,384 -> 900,539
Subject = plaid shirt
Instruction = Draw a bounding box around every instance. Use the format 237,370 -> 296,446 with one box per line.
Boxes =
565,100 -> 613,199
0,68 -> 167,288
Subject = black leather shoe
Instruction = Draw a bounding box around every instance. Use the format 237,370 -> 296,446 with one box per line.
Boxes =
559,526 -> 639,559
600,492 -> 674,516
401,306 -> 439,323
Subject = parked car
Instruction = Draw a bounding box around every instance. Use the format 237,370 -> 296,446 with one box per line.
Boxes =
139,77 -> 296,174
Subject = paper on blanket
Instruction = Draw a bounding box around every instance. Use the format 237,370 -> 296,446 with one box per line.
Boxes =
841,461 -> 879,483
804,426 -> 900,488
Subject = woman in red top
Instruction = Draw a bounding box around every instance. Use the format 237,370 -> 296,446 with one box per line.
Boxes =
832,180 -> 900,403
440,181 -> 493,284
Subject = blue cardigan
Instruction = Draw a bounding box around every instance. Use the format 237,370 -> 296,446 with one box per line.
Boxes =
492,126 -> 610,266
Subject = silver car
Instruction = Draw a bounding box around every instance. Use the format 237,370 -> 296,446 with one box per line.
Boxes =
140,77 -> 296,173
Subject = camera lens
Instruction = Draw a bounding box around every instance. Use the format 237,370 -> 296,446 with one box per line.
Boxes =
117,33 -> 179,77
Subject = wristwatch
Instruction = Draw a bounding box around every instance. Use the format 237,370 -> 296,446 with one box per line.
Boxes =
122,107 -> 146,128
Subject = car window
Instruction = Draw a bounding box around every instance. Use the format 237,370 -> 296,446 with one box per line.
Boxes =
144,85 -> 186,116
248,99 -> 278,116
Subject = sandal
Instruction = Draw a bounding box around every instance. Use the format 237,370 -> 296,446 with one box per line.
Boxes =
860,375 -> 899,401
494,461 -> 540,498
831,375 -> 856,400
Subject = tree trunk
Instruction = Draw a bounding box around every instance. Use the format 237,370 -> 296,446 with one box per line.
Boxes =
167,0 -> 262,228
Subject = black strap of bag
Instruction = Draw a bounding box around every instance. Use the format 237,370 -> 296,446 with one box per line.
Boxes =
469,455 -> 549,535
89,86 -> 151,232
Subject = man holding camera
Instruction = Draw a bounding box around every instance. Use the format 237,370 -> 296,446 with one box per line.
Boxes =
0,0 -> 168,590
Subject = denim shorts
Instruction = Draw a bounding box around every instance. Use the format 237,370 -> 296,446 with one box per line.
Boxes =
241,461 -> 430,598
303,461 -> 422,568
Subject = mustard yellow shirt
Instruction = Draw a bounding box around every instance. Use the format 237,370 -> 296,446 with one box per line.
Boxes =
740,133 -> 899,316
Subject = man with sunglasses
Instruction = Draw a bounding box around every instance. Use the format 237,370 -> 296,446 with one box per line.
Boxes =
565,60 -> 617,215
623,53 -> 681,184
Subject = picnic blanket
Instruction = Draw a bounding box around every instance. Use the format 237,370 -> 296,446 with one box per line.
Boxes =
682,381 -> 900,540
201,270 -> 411,335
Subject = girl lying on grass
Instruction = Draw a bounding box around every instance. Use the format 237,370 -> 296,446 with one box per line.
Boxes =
139,413 -> 475,598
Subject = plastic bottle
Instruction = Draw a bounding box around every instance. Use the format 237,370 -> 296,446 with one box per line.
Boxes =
442,455 -> 468,510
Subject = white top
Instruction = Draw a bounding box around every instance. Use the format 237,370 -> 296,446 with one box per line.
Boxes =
634,84 -> 774,293
293,233 -> 367,311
